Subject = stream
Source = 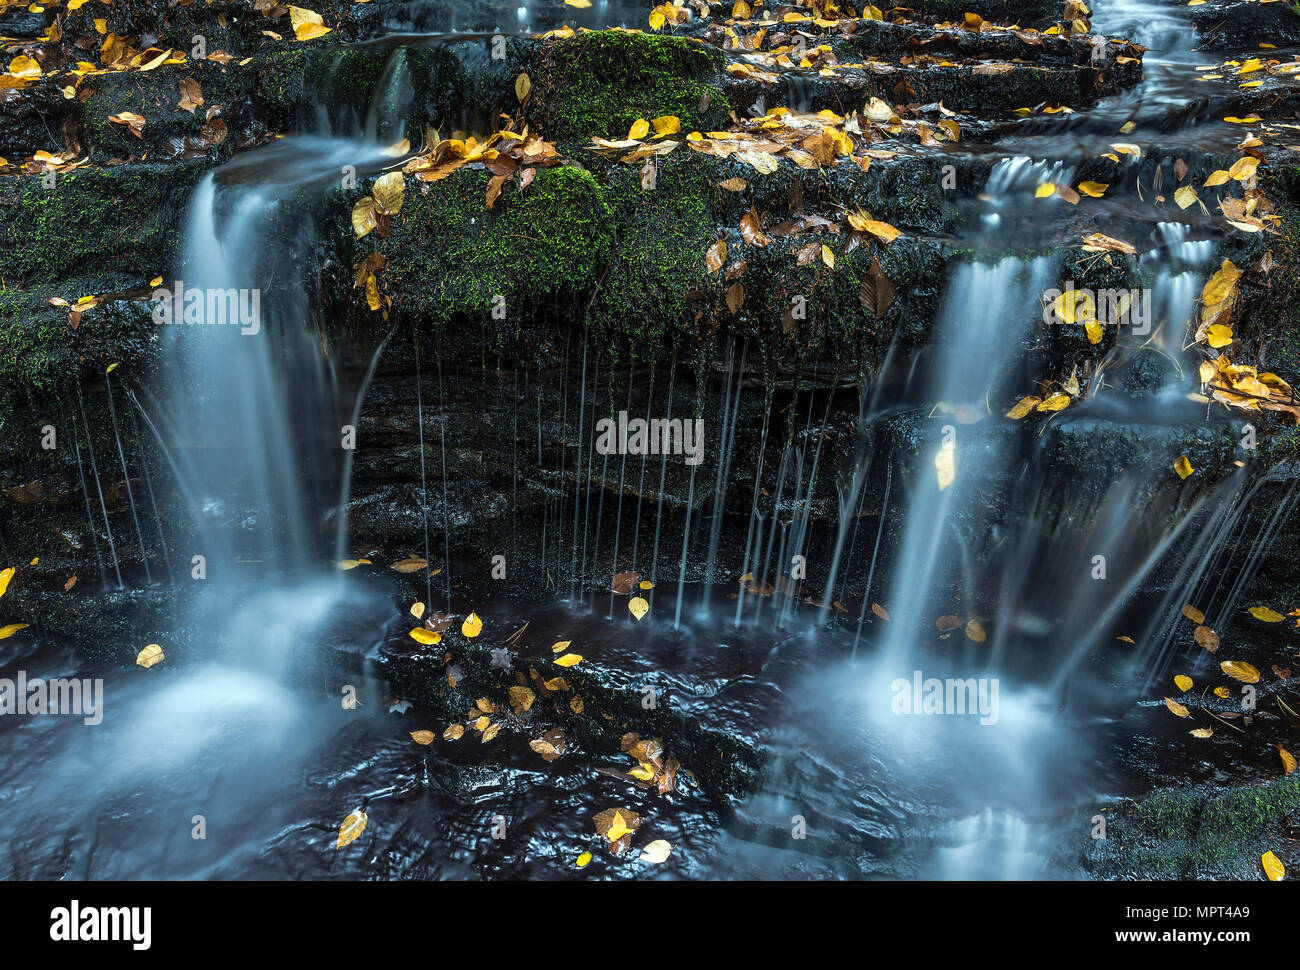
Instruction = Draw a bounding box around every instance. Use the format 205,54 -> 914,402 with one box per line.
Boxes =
0,0 -> 1294,881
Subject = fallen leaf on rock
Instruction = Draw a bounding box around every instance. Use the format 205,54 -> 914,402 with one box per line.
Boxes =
462,612 -> 482,638
1220,660 -> 1260,683
336,808 -> 366,848
409,730 -> 435,745
629,596 -> 649,620
640,839 -> 673,863
1165,696 -> 1191,717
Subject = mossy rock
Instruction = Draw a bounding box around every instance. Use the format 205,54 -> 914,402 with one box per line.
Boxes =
380,164 -> 615,334
0,163 -> 204,287
524,31 -> 728,143
1081,775 -> 1300,879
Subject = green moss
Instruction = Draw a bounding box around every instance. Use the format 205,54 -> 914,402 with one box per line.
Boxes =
0,164 -> 202,286
526,32 -> 727,143
1083,775 -> 1300,879
384,164 -> 614,331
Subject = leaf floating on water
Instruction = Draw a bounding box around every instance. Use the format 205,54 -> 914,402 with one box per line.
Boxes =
1182,604 -> 1205,624
576,851 -> 592,869
641,839 -> 673,863
964,619 -> 987,643
1174,185 -> 1199,210
551,639 -> 571,654
135,643 -> 163,667
1194,625 -> 1220,652
1249,605 -> 1285,622
1279,745 -> 1297,775
1117,635 -> 1136,644
594,807 -> 641,842
1174,674 -> 1193,692
629,596 -> 650,621
409,730 -> 435,745
1220,660 -> 1260,683
443,724 -> 464,741
1190,727 -> 1214,738
462,612 -> 483,638
1164,696 -> 1191,718
871,603 -> 891,621
1262,850 -> 1286,881
336,808 -> 366,849
555,653 -> 583,667
409,628 -> 441,645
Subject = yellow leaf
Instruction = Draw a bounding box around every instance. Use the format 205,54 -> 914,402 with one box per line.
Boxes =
965,619 -> 986,643
1194,625 -> 1220,652
1183,604 -> 1205,623
336,809 -> 367,849
1034,183 -> 1055,198
652,115 -> 681,137
1262,850 -> 1285,881
1220,660 -> 1261,683
1006,396 -> 1041,419
371,171 -> 405,215
135,643 -> 164,667
1077,181 -> 1108,197
1201,259 -> 1239,306
409,628 -> 441,645
555,653 -> 583,667
0,566 -> 13,599
1204,170 -> 1230,187
552,639 -> 571,653
1229,156 -> 1259,181
289,6 -> 332,41
606,810 -> 632,841
641,839 -> 673,863
871,603 -> 891,621
443,724 -> 464,741
629,596 -> 649,620
576,850 -> 592,868
1165,696 -> 1191,717
508,685 -> 536,711
410,601 -> 425,619
1280,745 -> 1297,775
1205,324 -> 1233,348
481,722 -> 501,742
1190,727 -> 1214,738
1174,455 -> 1194,479
628,118 -> 650,140
7,55 -> 41,79
1174,185 -> 1198,209
515,72 -> 531,102
821,244 -> 835,269
462,612 -> 483,637
352,197 -> 378,238
639,580 -> 654,589
409,730 -> 435,745
1174,674 -> 1193,692
1249,605 -> 1285,622
1036,394 -> 1071,413
649,10 -> 667,30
